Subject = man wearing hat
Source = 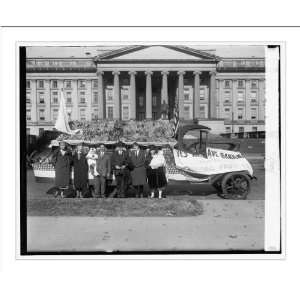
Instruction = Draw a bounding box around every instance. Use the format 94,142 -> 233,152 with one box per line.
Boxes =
128,142 -> 147,198
111,142 -> 130,198
94,144 -> 111,198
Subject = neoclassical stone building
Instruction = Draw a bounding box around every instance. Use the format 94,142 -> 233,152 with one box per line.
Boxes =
25,45 -> 265,136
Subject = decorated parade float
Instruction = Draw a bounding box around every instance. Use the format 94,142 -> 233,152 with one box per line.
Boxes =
31,91 -> 256,199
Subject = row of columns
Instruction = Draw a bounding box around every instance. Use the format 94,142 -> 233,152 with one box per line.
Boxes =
97,69 -> 217,120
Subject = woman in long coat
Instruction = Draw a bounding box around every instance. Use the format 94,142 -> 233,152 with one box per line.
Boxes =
52,141 -> 72,196
73,144 -> 89,197
128,143 -> 147,197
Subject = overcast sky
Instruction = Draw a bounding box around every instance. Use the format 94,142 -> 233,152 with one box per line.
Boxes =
26,45 -> 265,58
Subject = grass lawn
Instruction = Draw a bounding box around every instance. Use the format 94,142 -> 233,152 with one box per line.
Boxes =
27,196 -> 204,217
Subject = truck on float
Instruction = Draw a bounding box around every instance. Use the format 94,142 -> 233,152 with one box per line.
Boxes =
31,123 -> 255,199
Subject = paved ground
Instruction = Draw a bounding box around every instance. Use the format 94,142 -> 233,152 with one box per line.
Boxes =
26,165 -> 264,252
27,199 -> 264,252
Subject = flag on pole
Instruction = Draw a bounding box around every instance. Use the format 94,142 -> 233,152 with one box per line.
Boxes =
55,90 -> 79,135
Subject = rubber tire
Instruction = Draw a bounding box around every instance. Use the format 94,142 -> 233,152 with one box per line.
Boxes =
221,172 -> 251,200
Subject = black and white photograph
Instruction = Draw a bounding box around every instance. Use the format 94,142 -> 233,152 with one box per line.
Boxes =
20,42 -> 281,255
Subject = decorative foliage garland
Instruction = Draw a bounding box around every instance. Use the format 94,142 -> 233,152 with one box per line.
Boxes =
57,119 -> 177,143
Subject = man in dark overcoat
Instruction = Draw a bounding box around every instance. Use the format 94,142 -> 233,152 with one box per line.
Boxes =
111,142 -> 130,198
94,144 -> 111,198
128,142 -> 147,197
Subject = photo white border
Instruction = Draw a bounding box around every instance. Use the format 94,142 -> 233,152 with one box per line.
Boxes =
11,36 -> 284,260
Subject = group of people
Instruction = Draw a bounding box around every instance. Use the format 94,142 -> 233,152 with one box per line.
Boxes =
52,141 -> 167,199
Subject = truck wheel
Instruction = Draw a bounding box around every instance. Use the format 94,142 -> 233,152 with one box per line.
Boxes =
221,172 -> 250,200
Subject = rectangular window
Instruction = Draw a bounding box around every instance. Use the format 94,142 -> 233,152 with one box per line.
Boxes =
250,91 -> 257,104
52,91 -> 58,104
199,106 -> 206,119
224,107 -> 232,120
152,96 -> 157,106
39,109 -> 45,121
38,80 -> 44,89
39,128 -> 44,136
52,80 -> 58,89
79,109 -> 86,121
52,109 -> 59,121
38,92 -> 45,104
66,92 -> 72,104
251,108 -> 258,120
138,96 -> 144,107
237,90 -> 245,105
107,106 -> 114,120
225,126 -> 231,133
65,80 -> 72,89
121,87 -> 129,101
79,91 -> 86,104
78,80 -> 86,89
184,87 -> 191,102
183,105 -> 191,120
106,88 -> 113,101
92,80 -> 98,89
26,92 -> 31,104
122,106 -> 130,120
252,126 -> 258,132
26,109 -> 31,121
93,92 -> 98,104
224,90 -> 231,104
237,108 -> 244,120
200,88 -> 205,101
237,80 -> 245,88
239,126 -> 244,132
92,109 -> 98,120
224,80 -> 231,88
26,80 -> 30,89
251,80 -> 258,89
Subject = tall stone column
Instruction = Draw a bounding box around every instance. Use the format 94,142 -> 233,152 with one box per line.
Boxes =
161,70 -> 169,105
44,80 -> 51,122
193,71 -> 201,119
129,71 -> 137,120
73,79 -> 78,120
113,70 -> 120,120
97,70 -> 104,119
145,70 -> 153,119
86,80 -> 92,121
31,80 -> 37,122
209,71 -> 217,119
177,71 -> 185,119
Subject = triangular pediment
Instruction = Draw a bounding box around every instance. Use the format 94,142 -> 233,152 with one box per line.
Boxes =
96,45 -> 218,61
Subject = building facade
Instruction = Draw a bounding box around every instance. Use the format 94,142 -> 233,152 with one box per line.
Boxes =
26,45 -> 265,136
